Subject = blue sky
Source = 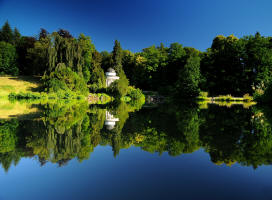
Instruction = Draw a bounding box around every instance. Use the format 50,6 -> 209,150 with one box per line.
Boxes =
0,0 -> 272,52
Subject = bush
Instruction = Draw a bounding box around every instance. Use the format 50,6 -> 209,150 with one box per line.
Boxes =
8,92 -> 41,99
43,63 -> 89,96
127,86 -> 145,100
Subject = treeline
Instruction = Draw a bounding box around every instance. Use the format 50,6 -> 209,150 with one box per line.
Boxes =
119,33 -> 272,100
2,21 -> 272,100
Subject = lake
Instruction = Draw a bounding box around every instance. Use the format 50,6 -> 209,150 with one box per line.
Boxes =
0,100 -> 272,200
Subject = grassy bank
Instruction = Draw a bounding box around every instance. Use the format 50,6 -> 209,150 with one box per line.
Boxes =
197,92 -> 254,102
0,76 -> 41,98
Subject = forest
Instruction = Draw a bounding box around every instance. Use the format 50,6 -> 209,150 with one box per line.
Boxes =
1,21 -> 272,102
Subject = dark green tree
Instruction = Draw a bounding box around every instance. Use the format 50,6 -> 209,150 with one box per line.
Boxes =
0,41 -> 18,75
112,40 -> 123,73
0,21 -> 13,44
13,28 -> 21,45
175,55 -> 201,98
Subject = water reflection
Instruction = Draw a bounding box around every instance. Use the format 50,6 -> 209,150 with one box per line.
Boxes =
1,99 -> 272,172
105,111 -> 119,130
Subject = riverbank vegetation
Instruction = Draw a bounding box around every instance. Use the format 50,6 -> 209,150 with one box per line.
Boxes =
0,21 -> 144,102
1,21 -> 272,103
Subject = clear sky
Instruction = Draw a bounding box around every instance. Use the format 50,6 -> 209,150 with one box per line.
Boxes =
0,0 -> 272,52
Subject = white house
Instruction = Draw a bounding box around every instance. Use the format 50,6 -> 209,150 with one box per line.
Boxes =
105,68 -> 119,87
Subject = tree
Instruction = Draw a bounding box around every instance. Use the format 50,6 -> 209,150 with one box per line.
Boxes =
0,21 -> 13,44
16,36 -> 37,74
57,29 -> 73,38
13,28 -> 21,45
0,41 -> 18,75
39,28 -> 49,40
201,35 -> 246,96
101,51 -> 112,71
164,43 -> 186,87
175,55 -> 201,98
112,40 -> 123,73
78,33 -> 95,82
26,37 -> 49,75
89,50 -> 106,91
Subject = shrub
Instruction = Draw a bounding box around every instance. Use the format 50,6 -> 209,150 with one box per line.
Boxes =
43,63 -> 88,96
8,92 -> 41,99
126,86 -> 145,102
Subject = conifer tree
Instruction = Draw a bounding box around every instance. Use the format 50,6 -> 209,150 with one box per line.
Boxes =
112,40 -> 123,73
0,21 -> 13,44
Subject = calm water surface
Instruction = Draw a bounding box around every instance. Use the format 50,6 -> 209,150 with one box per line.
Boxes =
0,100 -> 272,200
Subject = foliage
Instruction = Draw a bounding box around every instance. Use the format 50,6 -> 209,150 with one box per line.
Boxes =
107,69 -> 129,97
43,63 -> 88,95
127,86 -> 145,101
112,40 -> 123,74
0,41 -> 19,75
0,119 -> 19,153
89,51 -> 106,92
0,21 -> 14,44
175,55 -> 201,98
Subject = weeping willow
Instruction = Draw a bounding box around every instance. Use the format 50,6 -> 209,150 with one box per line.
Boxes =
47,33 -> 84,76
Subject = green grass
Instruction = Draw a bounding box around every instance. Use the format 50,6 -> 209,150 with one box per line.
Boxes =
197,93 -> 255,102
0,76 -> 40,97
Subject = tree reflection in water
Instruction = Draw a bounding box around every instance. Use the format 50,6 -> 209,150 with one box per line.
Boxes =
1,100 -> 272,172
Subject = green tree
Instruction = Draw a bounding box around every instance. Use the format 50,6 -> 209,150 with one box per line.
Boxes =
78,33 -> 95,82
13,28 -> 21,45
16,36 -> 36,74
0,41 -> 19,75
175,55 -> 201,98
112,40 -> 123,73
89,51 -> 106,92
26,37 -> 49,75
0,21 -> 13,44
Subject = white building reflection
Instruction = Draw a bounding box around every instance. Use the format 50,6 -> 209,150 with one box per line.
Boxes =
105,111 -> 119,130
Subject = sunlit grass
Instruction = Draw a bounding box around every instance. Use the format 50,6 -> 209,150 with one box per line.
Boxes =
0,76 -> 40,97
0,99 -> 39,119
197,100 -> 257,109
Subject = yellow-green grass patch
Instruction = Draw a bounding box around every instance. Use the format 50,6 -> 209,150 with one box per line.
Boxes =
0,76 -> 40,97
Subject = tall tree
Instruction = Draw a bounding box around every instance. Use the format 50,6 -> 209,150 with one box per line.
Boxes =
0,21 -> 13,44
78,33 -> 95,82
175,55 -> 201,98
0,41 -> 19,75
112,40 -> 123,73
13,28 -> 21,45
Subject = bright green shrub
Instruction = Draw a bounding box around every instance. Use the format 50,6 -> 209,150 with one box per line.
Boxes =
127,86 -> 145,101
